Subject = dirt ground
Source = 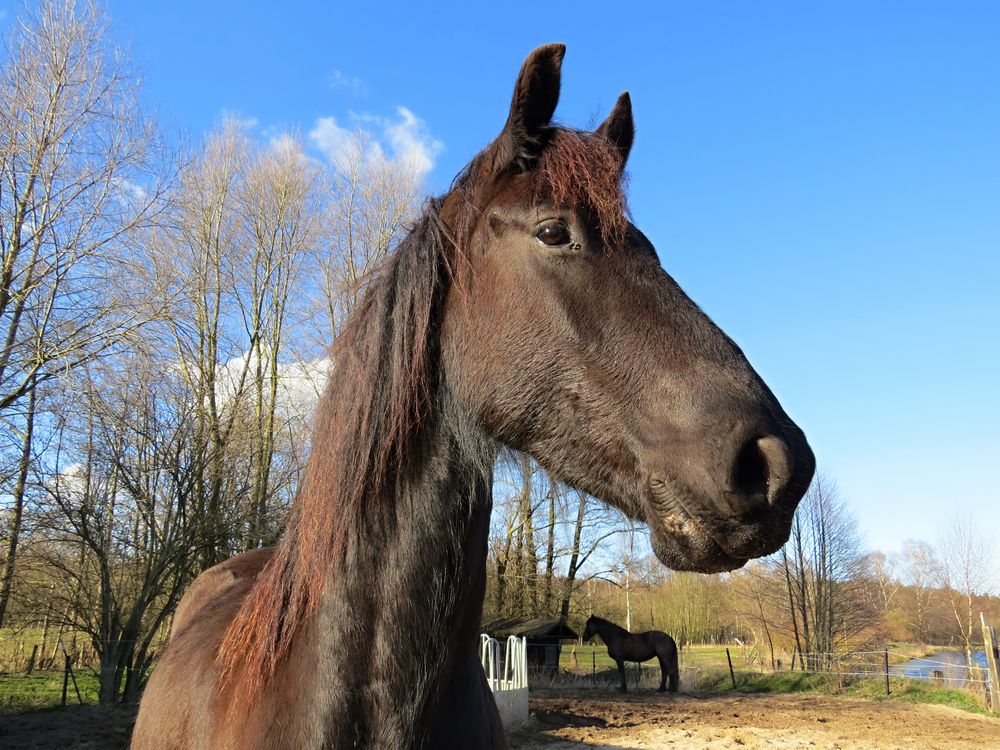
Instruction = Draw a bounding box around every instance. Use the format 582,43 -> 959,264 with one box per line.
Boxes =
511,690 -> 1000,750
0,704 -> 136,750
1,691 -> 998,749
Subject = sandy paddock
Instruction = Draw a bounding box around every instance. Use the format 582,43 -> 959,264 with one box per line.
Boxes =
510,690 -> 1000,750
1,689 -> 998,749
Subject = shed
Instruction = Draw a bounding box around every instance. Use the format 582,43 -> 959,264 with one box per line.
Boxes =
483,617 -> 578,674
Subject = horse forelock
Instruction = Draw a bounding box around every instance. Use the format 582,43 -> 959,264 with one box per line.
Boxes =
447,127 -> 630,255
533,128 -> 630,246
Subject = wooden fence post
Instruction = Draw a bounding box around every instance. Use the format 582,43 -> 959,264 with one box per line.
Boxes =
884,650 -> 890,696
981,613 -> 1000,711
61,653 -> 70,707
726,647 -> 737,689
58,640 -> 84,706
25,644 -> 38,675
69,659 -> 83,705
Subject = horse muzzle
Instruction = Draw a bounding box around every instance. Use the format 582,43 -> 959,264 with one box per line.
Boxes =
642,426 -> 815,572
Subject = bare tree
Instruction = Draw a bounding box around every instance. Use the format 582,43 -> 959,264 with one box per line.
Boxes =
486,455 -> 625,624
858,551 -> 900,639
26,353 -> 199,704
150,123 -> 319,565
899,538 -> 936,643
780,474 -> 870,667
232,135 -> 321,546
309,130 -> 424,343
0,380 -> 38,626
0,0 -> 169,627
936,514 -> 997,671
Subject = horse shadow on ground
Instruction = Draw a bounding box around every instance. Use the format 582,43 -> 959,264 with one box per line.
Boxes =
510,705 -> 649,750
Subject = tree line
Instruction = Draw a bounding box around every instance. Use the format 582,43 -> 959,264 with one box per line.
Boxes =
488,470 -> 998,678
0,0 -> 423,704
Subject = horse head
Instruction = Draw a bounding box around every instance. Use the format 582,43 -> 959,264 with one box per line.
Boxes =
442,44 -> 814,574
582,616 -> 599,643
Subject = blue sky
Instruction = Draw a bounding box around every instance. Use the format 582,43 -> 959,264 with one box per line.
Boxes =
23,2 -> 1000,562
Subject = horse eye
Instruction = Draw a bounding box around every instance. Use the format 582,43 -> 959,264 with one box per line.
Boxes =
536,222 -> 570,247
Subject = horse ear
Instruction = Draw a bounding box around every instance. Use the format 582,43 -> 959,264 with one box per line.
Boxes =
595,91 -> 634,167
498,43 -> 565,171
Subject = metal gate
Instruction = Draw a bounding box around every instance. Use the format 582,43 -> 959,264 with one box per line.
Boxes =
480,634 -> 528,726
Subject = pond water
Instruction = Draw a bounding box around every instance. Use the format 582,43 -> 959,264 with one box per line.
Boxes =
890,649 -> 989,688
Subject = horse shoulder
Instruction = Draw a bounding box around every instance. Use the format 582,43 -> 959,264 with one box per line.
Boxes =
171,547 -> 275,640
133,549 -> 274,750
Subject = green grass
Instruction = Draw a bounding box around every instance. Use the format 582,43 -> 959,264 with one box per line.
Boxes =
692,669 -> 831,694
561,643 -> 734,672
0,670 -> 101,713
688,667 -> 992,717
0,626 -> 94,672
847,676 -> 991,715
563,641 -> 992,718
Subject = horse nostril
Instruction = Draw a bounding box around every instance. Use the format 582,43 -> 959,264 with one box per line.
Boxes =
733,439 -> 768,501
732,435 -> 793,509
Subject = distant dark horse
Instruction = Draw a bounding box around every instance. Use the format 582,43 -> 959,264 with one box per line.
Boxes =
583,615 -> 679,693
131,44 -> 814,749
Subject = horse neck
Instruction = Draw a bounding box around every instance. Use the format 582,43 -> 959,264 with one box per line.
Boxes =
307,400 -> 496,746
595,617 -> 628,639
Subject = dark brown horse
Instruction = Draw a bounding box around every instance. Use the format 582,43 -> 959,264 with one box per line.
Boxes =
583,615 -> 679,693
131,44 -> 814,749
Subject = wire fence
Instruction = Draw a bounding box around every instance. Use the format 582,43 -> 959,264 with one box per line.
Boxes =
2,628 -> 996,714
800,650 -> 991,692
0,630 -> 169,713
526,643 -> 995,706
0,632 -> 170,673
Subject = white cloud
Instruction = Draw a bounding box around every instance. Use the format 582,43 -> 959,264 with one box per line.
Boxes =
220,111 -> 259,132
112,175 -> 147,204
308,116 -> 354,165
308,107 -> 443,179
217,351 -> 330,424
386,106 -> 443,176
329,70 -> 367,98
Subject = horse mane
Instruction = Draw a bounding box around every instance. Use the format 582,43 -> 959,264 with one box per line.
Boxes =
590,615 -> 630,637
217,127 -> 628,706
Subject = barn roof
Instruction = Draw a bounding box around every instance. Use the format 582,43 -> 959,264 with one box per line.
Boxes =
482,617 -> 578,640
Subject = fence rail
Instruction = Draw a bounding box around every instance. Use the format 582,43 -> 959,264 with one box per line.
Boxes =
531,642 -> 996,707
3,625 -> 997,714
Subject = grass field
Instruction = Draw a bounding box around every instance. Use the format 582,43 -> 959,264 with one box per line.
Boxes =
692,669 -> 992,716
0,671 -> 101,713
0,640 -> 987,718
561,643 -> 738,672
0,626 -> 103,713
559,642 -> 991,717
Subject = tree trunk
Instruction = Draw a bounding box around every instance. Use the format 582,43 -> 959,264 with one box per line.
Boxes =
559,492 -> 588,623
518,456 -> 537,613
782,548 -> 803,668
0,383 -> 37,627
542,477 -> 557,614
